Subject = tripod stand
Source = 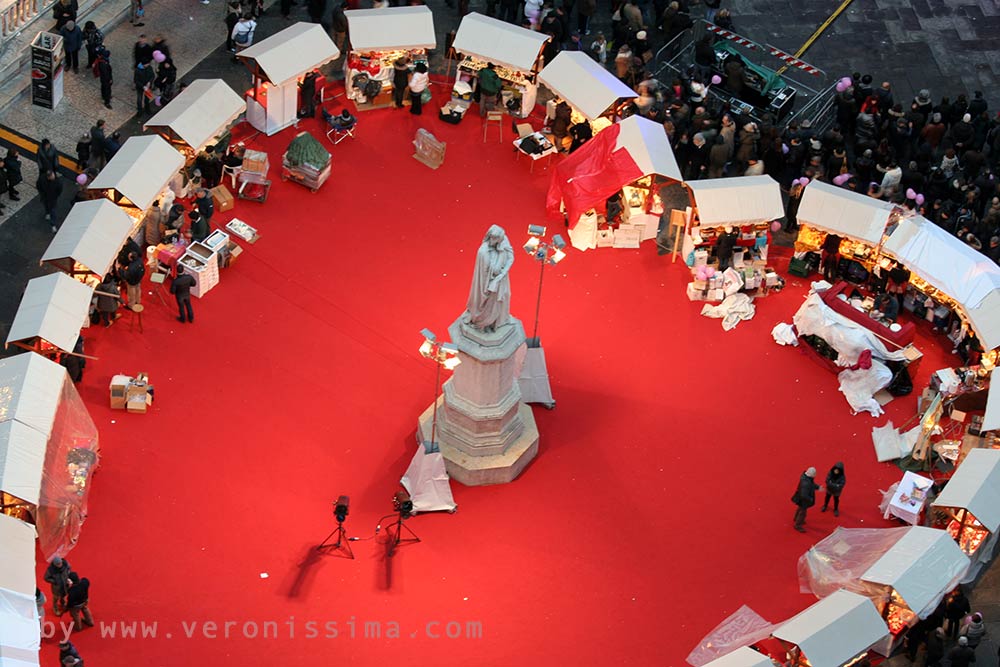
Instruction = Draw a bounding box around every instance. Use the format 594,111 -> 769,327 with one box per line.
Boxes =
316,519 -> 354,559
382,512 -> 420,557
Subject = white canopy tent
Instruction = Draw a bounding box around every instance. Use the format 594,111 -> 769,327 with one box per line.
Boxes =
0,421 -> 46,509
345,6 -> 436,51
88,135 -> 185,211
6,273 -> 92,354
237,22 -> 340,135
983,367 -> 1000,432
616,115 -> 683,182
772,590 -> 888,667
41,199 -> 135,282
0,514 -> 40,667
882,215 -> 1000,350
797,180 -> 896,246
702,647 -> 777,667
539,51 -> 637,120
932,448 -> 1000,536
452,13 -> 550,73
686,176 -> 785,228
144,79 -> 246,153
860,526 -> 969,617
0,353 -> 66,438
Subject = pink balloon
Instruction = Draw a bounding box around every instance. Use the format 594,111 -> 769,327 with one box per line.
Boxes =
836,81 -> 848,93
782,143 -> 789,154
711,75 -> 722,85
800,177 -> 810,185
833,173 -> 851,186
770,220 -> 781,232
916,194 -> 925,206
840,76 -> 852,87
152,50 -> 166,63
76,173 -> 88,185
705,266 -> 717,278
906,188 -> 917,199
696,267 -> 707,280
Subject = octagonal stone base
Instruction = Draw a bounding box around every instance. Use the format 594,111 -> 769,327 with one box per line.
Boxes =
417,399 -> 539,486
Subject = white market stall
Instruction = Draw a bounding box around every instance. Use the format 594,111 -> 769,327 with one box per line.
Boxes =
0,354 -> 99,560
931,448 -> 1000,573
5,273 -> 93,357
702,647 -> 778,667
882,215 -> 1000,352
40,199 -> 135,285
539,51 -> 637,121
237,22 -> 340,135
144,79 -> 247,155
89,135 -> 186,214
0,421 -> 46,524
771,590 -> 888,667
795,179 -> 896,251
345,6 -> 435,109
0,513 -> 40,667
452,13 -> 550,118
983,367 -> 1000,432
860,526 -> 970,654
682,176 -> 784,301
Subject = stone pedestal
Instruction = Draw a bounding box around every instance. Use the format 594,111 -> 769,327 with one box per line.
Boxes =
417,315 -> 539,486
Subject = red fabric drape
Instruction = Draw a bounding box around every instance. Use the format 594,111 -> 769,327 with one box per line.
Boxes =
545,123 -> 644,228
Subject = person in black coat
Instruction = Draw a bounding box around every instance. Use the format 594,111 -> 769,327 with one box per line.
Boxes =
944,588 -> 971,639
61,336 -> 86,383
66,572 -> 93,631
134,61 -> 154,114
4,148 -> 22,201
96,48 -> 113,109
715,226 -> 738,270
171,272 -> 196,323
38,170 -> 63,231
60,20 -> 83,73
791,467 -> 821,532
392,58 -> 410,109
36,138 -> 59,175
820,462 -> 846,516
52,0 -> 78,30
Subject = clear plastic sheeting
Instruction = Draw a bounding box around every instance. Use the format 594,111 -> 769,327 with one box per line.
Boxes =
36,377 -> 99,560
837,361 -> 893,417
701,293 -> 756,331
871,421 -> 919,462
687,605 -> 776,667
793,292 -> 909,365
797,526 -> 909,598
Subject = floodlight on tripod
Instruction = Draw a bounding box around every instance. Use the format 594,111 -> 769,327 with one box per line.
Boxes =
315,494 -> 354,559
419,329 -> 461,453
523,226 -> 568,345
379,489 -> 420,556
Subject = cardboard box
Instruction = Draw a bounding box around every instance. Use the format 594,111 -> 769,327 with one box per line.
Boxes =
210,185 -> 234,213
110,374 -> 131,409
126,395 -> 148,414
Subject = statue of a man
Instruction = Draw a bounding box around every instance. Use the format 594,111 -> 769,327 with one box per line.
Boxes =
464,225 -> 514,332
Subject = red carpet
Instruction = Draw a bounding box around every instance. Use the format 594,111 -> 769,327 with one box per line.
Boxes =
39,88 -> 958,665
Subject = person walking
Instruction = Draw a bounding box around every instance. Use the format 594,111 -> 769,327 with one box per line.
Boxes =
39,170 -> 63,231
36,138 -> 59,175
82,21 -> 103,67
225,1 -> 240,51
123,251 -> 144,307
231,15 -> 257,60
408,62 -> 429,115
66,573 -> 93,631
89,120 -> 107,169
820,462 -> 846,516
133,34 -> 153,67
4,148 -> 22,201
791,466 -> 821,532
171,271 -> 196,323
134,61 -> 154,115
155,57 -> 177,104
96,274 -> 121,326
945,588 -> 971,640
43,557 -> 71,615
95,48 -> 113,110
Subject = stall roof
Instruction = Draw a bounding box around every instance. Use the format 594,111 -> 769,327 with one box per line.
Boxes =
0,514 -> 36,598
539,51 -> 637,120
41,200 -> 135,279
615,115 -> 683,182
861,527 -> 970,616
883,215 -> 1000,349
686,175 -> 785,228
797,180 -> 895,246
772,590 -> 888,667
931,448 -> 1000,533
345,6 -> 436,51
702,647 -> 776,667
6,273 -> 93,353
452,13 -> 550,73
984,368 -> 1000,432
144,79 -> 246,152
237,22 -> 341,86
0,353 -> 66,438
0,421 -> 46,507
88,135 -> 185,210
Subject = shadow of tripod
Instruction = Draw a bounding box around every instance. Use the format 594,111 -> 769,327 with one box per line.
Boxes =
381,512 -> 420,558
316,518 -> 354,560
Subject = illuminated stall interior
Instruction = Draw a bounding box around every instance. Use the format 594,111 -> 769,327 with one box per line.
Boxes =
931,448 -> 1000,558
237,22 -> 340,135
144,78 -> 247,158
40,199 -> 136,287
344,6 -> 436,110
769,590 -> 888,667
859,526 -> 970,654
88,135 -> 186,226
538,50 -> 637,136
682,175 -> 784,301
5,273 -> 93,358
794,179 -> 897,261
451,13 -> 550,119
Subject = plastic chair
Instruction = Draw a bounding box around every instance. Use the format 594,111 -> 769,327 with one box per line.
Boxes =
483,111 -> 504,143
222,163 -> 242,189
323,108 -> 358,145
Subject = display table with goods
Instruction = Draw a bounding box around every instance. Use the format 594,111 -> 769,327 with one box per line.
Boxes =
344,7 -> 435,110
569,178 -> 663,251
238,149 -> 271,202
819,281 -> 917,349
451,13 -> 550,119
281,131 -> 331,192
237,22 -> 340,135
682,176 -> 783,301
178,243 -> 220,298
930,449 -> 1000,578
883,470 -> 933,525
904,365 -> 995,466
